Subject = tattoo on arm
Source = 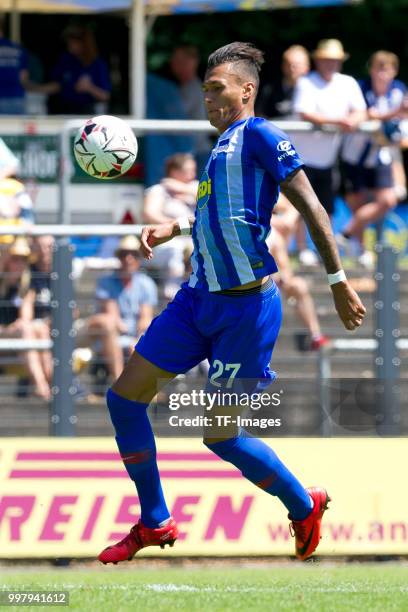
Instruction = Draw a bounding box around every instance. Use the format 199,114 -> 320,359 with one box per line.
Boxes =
280,168 -> 342,273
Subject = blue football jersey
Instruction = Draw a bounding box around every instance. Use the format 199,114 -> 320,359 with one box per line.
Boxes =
188,117 -> 304,291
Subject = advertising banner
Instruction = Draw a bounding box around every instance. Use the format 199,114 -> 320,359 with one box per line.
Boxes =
0,437 -> 407,557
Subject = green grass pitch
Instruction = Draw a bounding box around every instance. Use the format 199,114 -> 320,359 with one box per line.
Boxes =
1,564 -> 408,611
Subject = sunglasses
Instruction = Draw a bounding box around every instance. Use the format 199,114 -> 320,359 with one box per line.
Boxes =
117,250 -> 138,259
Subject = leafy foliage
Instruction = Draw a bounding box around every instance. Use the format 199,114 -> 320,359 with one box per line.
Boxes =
147,0 -> 408,84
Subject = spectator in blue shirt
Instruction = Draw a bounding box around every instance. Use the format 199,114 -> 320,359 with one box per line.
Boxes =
340,50 -> 407,267
43,25 -> 111,115
83,236 -> 158,381
0,14 -> 30,114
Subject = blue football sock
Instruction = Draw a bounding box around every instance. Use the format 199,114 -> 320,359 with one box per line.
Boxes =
107,388 -> 170,528
205,433 -> 313,521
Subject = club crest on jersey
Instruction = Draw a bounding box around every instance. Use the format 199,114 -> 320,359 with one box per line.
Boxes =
197,172 -> 212,209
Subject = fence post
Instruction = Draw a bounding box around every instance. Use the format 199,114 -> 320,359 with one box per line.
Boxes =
50,237 -> 76,436
374,244 -> 400,435
318,345 -> 332,436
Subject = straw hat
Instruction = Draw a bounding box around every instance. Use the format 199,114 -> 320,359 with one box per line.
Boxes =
115,235 -> 141,256
8,237 -> 31,258
312,39 -> 349,61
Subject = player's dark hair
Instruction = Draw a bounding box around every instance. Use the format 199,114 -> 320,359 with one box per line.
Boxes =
207,42 -> 265,91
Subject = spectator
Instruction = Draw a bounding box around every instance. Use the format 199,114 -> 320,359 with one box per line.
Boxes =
257,45 -> 311,262
0,137 -> 19,179
0,175 -> 34,247
20,236 -> 53,389
268,226 -> 328,351
293,39 -> 367,264
23,235 -> 53,323
267,197 -> 329,351
340,51 -> 407,268
145,72 -> 194,186
0,13 -> 31,114
256,45 -> 310,118
0,238 -> 51,400
43,25 -> 111,115
84,236 -> 158,381
169,45 -> 213,171
143,153 -> 196,298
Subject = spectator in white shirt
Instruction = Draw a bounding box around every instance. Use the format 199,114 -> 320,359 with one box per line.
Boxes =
292,39 -> 367,264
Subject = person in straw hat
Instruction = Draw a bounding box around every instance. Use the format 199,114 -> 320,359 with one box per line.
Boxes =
292,39 -> 367,264
0,238 -> 51,400
81,235 -> 158,381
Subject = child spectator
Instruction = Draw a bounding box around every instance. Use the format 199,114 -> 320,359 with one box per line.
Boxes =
340,51 -> 407,267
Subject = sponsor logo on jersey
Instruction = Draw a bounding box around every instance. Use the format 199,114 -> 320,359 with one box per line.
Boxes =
277,140 -> 292,152
277,140 -> 296,162
197,172 -> 212,209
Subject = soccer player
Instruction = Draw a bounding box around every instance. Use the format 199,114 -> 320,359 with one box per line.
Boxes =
98,42 -> 366,565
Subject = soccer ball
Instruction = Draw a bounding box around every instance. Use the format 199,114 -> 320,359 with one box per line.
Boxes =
73,115 -> 138,179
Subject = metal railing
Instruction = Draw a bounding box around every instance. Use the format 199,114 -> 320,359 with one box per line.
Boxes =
1,118 -> 405,437
57,117 -> 383,223
1,225 -> 406,437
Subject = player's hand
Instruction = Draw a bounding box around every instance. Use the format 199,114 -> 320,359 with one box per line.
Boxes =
331,281 -> 366,330
140,221 -> 177,260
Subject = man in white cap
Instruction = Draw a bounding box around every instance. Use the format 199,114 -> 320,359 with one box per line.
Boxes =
292,39 -> 367,265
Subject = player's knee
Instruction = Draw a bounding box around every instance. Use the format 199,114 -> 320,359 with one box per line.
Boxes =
111,374 -> 156,404
106,387 -> 149,435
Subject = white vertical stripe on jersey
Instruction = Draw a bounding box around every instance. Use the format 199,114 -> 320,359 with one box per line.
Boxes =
254,167 -> 270,240
189,246 -> 199,287
220,123 -> 256,285
195,215 -> 221,291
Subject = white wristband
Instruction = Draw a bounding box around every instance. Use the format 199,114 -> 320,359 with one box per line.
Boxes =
177,217 -> 191,236
328,269 -> 347,286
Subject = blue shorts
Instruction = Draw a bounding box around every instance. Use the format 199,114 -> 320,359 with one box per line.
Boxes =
136,281 -> 282,386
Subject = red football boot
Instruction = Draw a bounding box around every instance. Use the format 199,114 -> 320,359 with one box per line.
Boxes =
98,517 -> 179,564
289,487 -> 331,561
